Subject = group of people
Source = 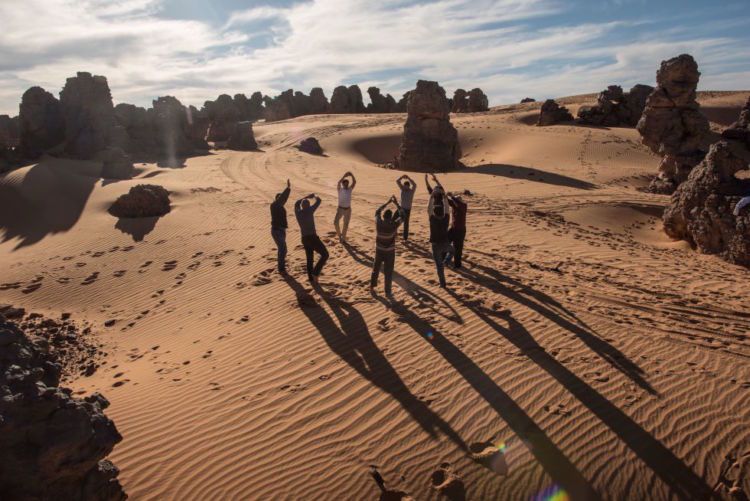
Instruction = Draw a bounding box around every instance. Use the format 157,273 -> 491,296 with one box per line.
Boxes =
269,170 -> 467,296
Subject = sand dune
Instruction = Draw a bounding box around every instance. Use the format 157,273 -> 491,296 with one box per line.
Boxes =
1,93 -> 749,500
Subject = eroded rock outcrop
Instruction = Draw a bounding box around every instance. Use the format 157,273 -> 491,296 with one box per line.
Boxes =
59,72 -> 117,159
186,105 -> 210,150
97,147 -> 134,179
537,99 -> 574,126
19,86 -> 65,159
151,96 -> 194,158
206,94 -> 241,143
521,97 -> 536,103
467,88 -> 489,112
309,88 -> 329,115
109,184 -> 171,218
577,84 -> 654,127
637,54 -> 712,193
114,103 -> 156,155
263,91 -> 293,123
0,315 -> 125,500
452,89 -> 468,113
299,137 -> 323,155
227,121 -> 258,151
663,98 -> 750,265
330,85 -> 365,114
396,80 -> 461,171
0,115 -> 19,171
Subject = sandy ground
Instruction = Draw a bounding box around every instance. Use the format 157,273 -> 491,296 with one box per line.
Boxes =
1,92 -> 749,500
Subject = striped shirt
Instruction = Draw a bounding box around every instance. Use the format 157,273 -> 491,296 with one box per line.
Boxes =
375,210 -> 402,252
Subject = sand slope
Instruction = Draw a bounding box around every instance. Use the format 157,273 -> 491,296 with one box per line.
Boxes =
1,94 -> 749,500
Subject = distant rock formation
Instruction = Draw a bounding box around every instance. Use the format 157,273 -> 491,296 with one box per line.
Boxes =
186,105 -> 210,150
0,115 -> 19,171
109,184 -> 171,218
577,84 -> 654,127
330,85 -> 365,113
206,94 -> 241,142
663,98 -> 750,265
97,147 -> 134,179
451,89 -> 468,113
59,72 -> 117,159
396,80 -> 461,171
520,97 -> 536,103
309,88 -> 329,114
0,315 -> 125,500
263,90 -> 293,122
19,86 -> 65,159
348,85 -> 366,113
227,121 -> 258,151
396,92 -> 410,113
537,99 -> 573,126
151,96 -> 194,158
467,88 -> 489,112
637,54 -> 712,193
114,103 -> 157,154
299,137 -> 323,155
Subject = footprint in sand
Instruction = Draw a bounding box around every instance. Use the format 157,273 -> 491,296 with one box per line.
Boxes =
0,282 -> 22,290
22,282 -> 42,294
430,463 -> 466,500
162,260 -> 178,271
369,467 -> 413,501
113,270 -> 127,277
469,441 -> 509,475
251,269 -> 274,286
81,272 -> 100,285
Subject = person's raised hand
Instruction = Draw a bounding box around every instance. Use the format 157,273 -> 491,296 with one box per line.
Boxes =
286,179 -> 290,187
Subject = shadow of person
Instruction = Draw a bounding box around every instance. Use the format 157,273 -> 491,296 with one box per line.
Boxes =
283,274 -> 466,451
445,288 -> 715,500
114,216 -> 159,242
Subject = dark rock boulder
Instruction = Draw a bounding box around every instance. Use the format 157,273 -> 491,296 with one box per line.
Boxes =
59,72 -> 117,159
206,94 -> 241,142
367,87 -> 390,113
299,137 -> 323,155
109,184 -> 171,218
309,88 -> 329,114
577,83 -> 654,127
637,54 -> 712,193
114,103 -> 157,155
348,85 -> 366,113
330,86 -> 351,113
233,94 -> 253,121
248,92 -> 265,121
0,316 -> 125,500
396,80 -> 462,171
150,96 -> 194,157
19,86 -> 65,159
452,89 -> 468,113
396,92 -> 410,113
0,114 -> 19,149
537,99 -> 574,126
186,105 -> 210,150
467,88 -> 489,112
520,97 -> 536,103
263,93 -> 292,123
227,121 -> 258,151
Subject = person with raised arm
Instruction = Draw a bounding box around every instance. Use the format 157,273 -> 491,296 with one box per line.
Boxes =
447,192 -> 467,268
294,193 -> 328,284
396,174 -> 417,240
371,195 -> 404,298
270,178 -> 291,273
425,174 -> 453,288
334,171 -> 356,243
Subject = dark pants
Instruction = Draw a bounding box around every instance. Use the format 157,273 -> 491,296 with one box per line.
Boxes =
449,228 -> 466,268
402,208 -> 411,240
302,234 -> 328,278
431,241 -> 454,288
271,227 -> 287,272
371,249 -> 395,295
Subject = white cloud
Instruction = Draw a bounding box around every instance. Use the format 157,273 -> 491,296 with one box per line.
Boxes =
0,0 -> 748,115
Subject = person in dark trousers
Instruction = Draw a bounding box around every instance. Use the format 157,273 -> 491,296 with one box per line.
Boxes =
447,193 -> 467,268
270,179 -> 291,273
396,174 -> 416,240
425,174 -> 453,288
295,193 -> 328,284
371,195 -> 404,298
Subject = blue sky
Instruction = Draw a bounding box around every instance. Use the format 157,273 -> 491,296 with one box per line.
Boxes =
1,0 -> 749,115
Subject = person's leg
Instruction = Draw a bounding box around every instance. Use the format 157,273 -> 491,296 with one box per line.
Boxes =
303,238 -> 314,280
442,241 -> 454,266
371,250 -> 383,288
432,243 -> 446,288
454,229 -> 465,268
402,209 -> 410,240
312,235 -> 329,276
271,228 -> 287,272
341,208 -> 351,241
334,208 -> 343,238
384,251 -> 395,296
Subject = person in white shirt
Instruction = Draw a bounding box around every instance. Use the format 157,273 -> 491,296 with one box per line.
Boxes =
396,174 -> 417,241
334,171 -> 356,242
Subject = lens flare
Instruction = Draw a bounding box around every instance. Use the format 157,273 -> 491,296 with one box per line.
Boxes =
532,484 -> 569,501
425,331 -> 434,340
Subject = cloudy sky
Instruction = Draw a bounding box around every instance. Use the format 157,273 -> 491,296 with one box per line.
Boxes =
1,0 -> 749,115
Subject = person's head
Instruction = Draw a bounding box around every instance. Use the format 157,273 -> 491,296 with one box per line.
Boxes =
301,199 -> 310,209
341,179 -> 350,189
383,209 -> 393,221
275,192 -> 283,201
403,181 -> 411,189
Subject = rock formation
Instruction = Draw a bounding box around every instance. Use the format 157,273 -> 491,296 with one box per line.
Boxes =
577,84 -> 654,127
348,85 -> 366,113
186,105 -> 210,150
114,103 -> 157,155
452,89 -> 468,113
367,87 -> 391,113
109,184 -> 171,218
97,147 -> 134,179
467,88 -> 489,112
233,94 -> 254,121
150,96 -> 194,158
520,97 -> 536,103
247,92 -> 265,121
0,114 -> 19,149
206,94 -> 241,142
537,99 -> 574,126
662,98 -> 750,266
299,137 -> 323,155
330,85 -> 365,114
309,88 -> 329,114
396,92 -> 410,113
59,72 -> 117,159
19,86 -> 65,159
637,54 -> 712,193
0,314 -> 125,500
227,121 -> 258,151
396,80 -> 461,171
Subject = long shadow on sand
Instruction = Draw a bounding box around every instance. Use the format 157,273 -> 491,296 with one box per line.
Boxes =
468,164 -> 596,190
398,242 -> 713,499
342,242 -> 597,499
283,274 -> 466,451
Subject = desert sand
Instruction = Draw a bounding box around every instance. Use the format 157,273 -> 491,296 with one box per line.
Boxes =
1,92 -> 749,500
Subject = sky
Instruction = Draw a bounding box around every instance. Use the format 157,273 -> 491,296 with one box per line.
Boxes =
1,0 -> 749,115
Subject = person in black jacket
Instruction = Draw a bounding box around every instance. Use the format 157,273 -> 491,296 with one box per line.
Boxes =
270,179 -> 291,273
425,174 -> 453,288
